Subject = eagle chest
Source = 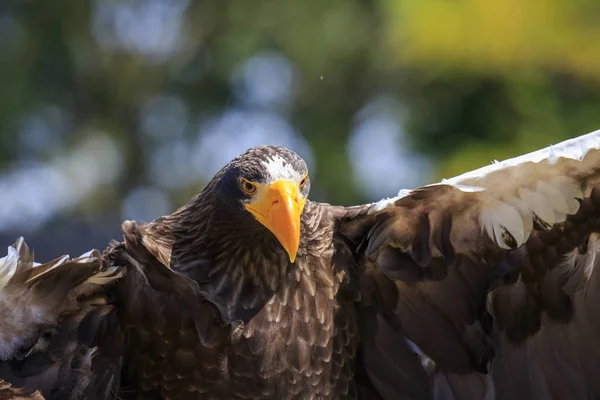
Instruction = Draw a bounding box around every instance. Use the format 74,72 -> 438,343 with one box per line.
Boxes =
228,264 -> 359,399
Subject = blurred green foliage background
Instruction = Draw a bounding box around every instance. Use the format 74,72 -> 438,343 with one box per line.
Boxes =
0,0 -> 599,258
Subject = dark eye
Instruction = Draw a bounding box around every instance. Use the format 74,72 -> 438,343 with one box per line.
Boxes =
240,178 -> 257,195
299,175 -> 308,188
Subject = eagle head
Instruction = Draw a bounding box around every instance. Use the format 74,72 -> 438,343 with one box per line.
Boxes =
214,145 -> 310,263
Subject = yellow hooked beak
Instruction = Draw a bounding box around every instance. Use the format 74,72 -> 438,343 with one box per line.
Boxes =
245,180 -> 306,263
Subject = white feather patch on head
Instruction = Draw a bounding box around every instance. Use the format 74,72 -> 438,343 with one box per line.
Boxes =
261,155 -> 305,184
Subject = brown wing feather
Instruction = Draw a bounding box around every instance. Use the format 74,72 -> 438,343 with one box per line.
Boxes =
0,238 -> 124,399
104,220 -> 233,399
0,227 -> 233,400
338,144 -> 600,399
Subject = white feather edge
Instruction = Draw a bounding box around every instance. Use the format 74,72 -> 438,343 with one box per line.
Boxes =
0,239 -> 123,361
438,128 -> 600,187
0,238 -> 122,288
367,129 -> 600,248
0,246 -> 19,289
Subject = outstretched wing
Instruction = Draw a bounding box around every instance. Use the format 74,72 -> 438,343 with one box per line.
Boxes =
340,130 -> 600,399
0,226 -> 233,399
0,237 -> 124,399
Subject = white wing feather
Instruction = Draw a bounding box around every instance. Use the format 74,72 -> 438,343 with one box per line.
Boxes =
370,129 -> 600,249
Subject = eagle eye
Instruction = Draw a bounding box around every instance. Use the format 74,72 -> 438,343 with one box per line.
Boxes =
240,178 -> 257,195
299,174 -> 308,188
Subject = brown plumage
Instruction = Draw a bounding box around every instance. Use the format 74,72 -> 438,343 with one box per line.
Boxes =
0,132 -> 599,399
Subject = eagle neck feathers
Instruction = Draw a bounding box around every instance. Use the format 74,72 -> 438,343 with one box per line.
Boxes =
140,192 -> 337,325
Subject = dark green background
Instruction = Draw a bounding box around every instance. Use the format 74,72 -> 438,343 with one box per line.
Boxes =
1,0 -> 598,259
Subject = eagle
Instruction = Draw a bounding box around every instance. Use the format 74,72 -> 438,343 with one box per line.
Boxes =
0,130 -> 599,400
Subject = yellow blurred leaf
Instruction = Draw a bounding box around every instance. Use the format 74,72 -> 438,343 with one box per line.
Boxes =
383,0 -> 600,80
